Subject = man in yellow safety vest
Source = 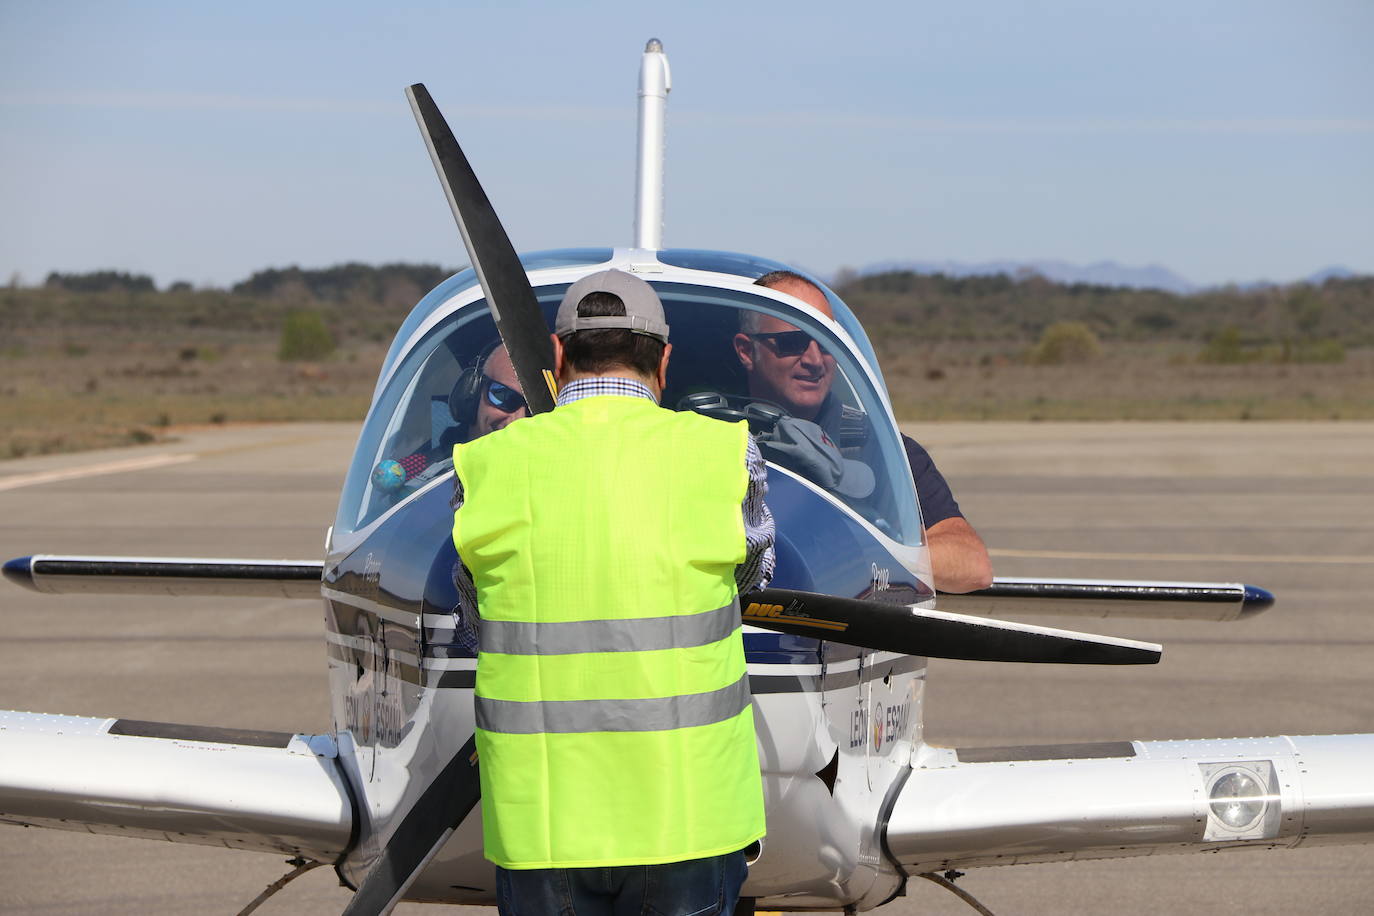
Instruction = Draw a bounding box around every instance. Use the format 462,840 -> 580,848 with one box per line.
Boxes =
452,269 -> 775,914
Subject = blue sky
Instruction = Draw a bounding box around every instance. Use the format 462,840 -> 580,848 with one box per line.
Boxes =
2,0 -> 1371,289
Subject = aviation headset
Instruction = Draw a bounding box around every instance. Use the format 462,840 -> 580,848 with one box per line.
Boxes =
448,340 -> 502,427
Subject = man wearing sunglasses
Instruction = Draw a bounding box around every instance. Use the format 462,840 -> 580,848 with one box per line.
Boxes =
373,344 -> 530,493
735,271 -> 993,594
471,343 -> 531,438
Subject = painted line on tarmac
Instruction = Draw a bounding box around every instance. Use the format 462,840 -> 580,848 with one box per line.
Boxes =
0,453 -> 197,492
990,547 -> 1371,566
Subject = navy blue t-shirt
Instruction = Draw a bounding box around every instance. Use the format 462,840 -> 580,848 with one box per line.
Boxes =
903,434 -> 962,527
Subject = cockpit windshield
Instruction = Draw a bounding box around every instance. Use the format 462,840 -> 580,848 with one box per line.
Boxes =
374,248 -> 615,393
656,249 -> 882,377
335,280 -> 923,548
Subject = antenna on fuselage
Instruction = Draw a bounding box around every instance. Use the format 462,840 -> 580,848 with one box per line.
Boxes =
633,38 -> 671,250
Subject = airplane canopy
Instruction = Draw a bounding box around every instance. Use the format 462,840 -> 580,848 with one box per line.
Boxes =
336,260 -> 923,552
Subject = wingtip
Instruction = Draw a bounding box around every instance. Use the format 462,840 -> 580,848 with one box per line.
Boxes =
1239,584 -> 1276,618
3,556 -> 37,592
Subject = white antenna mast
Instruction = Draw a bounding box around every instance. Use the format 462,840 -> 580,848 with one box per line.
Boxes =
633,38 -> 671,250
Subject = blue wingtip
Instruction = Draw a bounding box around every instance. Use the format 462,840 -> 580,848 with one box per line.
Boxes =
1239,584 -> 1276,618
3,556 -> 37,592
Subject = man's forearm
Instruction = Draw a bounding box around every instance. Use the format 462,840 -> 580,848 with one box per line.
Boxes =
926,516 -> 993,593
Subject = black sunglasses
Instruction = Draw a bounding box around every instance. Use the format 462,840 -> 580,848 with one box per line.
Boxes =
483,378 -> 528,414
749,330 -> 821,358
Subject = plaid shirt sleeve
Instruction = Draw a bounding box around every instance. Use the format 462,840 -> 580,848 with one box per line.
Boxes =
736,434 -> 775,594
448,476 -> 482,653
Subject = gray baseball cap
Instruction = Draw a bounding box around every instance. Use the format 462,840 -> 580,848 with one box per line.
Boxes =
555,269 -> 670,342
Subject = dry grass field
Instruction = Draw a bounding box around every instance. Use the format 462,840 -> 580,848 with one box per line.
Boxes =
0,334 -> 385,458
879,341 -> 1374,421
4,335 -> 1374,460
4,267 -> 1373,460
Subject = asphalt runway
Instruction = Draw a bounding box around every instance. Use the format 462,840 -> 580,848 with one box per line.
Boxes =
1,420 -> 1371,914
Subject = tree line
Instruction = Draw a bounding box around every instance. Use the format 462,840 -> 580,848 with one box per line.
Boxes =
834,270 -> 1374,350
19,264 -> 1374,351
43,262 -> 455,300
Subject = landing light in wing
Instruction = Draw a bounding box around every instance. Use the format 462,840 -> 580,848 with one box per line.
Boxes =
1201,760 -> 1282,841
1210,770 -> 1269,829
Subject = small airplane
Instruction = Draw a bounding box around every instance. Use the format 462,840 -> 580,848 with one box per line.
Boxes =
3,40 -> 1372,914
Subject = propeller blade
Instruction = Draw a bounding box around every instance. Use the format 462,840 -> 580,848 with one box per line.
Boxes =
344,84 -> 549,913
341,736 -> 481,916
406,83 -> 557,415
743,588 -> 1161,665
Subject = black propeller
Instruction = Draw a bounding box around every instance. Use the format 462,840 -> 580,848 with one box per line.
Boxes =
397,88 -> 1159,668
746,588 -> 1161,665
339,737 -> 480,916
405,82 -> 558,415
342,84 -> 545,916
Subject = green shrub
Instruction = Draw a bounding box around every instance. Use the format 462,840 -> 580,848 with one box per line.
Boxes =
278,310 -> 336,361
1028,321 -> 1101,365
1199,326 -> 1254,364
1133,311 -> 1177,333
1291,339 -> 1346,364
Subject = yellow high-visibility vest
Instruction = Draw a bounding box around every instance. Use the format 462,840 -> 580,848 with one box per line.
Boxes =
453,394 -> 766,869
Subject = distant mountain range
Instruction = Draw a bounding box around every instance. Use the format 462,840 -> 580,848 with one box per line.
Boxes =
1302,266 -> 1357,285
854,260 -> 1362,294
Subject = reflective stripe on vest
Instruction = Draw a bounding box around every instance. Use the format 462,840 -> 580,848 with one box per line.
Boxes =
453,395 -> 766,870
478,598 -> 739,656
475,670 -> 750,734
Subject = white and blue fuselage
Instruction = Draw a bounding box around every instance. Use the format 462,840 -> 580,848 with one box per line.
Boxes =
322,248 -> 930,907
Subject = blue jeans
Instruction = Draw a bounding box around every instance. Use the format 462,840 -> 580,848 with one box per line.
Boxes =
495,849 -> 748,916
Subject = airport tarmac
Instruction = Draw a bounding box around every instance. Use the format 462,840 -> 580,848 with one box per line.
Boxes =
1,420 -> 1371,914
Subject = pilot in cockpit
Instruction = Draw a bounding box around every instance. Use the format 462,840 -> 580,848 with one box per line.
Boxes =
734,270 -> 994,594
459,343 -> 530,439
371,342 -> 529,494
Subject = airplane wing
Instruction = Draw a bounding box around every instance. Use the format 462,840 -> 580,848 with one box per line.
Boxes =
938,577 -> 1274,621
0,711 -> 354,861
7,559 -> 1274,624
3,555 -> 323,598
885,733 -> 1374,873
